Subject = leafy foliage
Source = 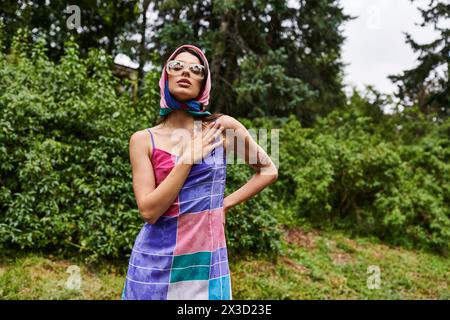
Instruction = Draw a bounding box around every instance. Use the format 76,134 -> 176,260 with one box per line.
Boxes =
276,99 -> 450,254
0,0 -> 140,59
0,33 -> 144,262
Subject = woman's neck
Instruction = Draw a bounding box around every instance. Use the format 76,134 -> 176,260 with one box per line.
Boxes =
162,110 -> 198,132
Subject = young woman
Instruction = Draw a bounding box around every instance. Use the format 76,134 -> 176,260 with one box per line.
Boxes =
121,44 -> 278,300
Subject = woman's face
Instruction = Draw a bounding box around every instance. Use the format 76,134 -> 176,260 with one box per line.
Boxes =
167,51 -> 204,101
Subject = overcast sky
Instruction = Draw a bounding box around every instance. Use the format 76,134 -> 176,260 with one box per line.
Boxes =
115,0 -> 444,97
341,0 -> 443,96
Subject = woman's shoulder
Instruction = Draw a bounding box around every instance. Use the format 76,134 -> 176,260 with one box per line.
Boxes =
129,128 -> 157,159
129,127 -> 156,150
215,114 -> 247,131
130,128 -> 150,140
130,124 -> 162,139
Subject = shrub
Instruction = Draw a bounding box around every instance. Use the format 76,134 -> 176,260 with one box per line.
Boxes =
277,105 -> 449,254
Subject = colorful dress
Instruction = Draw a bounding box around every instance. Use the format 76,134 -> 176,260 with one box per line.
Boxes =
121,125 -> 232,300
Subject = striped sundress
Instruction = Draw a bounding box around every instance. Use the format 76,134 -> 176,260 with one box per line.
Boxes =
121,125 -> 232,300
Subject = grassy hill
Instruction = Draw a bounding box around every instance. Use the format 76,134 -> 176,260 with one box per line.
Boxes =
1,224 -> 448,300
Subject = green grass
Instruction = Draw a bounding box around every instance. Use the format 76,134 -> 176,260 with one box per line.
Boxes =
231,226 -> 449,299
1,225 -> 448,299
0,250 -> 126,300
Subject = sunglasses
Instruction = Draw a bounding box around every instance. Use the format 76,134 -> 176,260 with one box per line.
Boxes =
166,60 -> 206,80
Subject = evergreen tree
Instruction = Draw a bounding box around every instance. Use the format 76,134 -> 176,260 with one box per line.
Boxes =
0,0 -> 139,59
388,0 -> 449,119
150,0 -> 352,125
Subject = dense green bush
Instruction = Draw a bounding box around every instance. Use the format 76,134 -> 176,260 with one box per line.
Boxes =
277,103 -> 449,254
0,30 -> 282,261
0,32 -> 141,261
224,149 -> 282,259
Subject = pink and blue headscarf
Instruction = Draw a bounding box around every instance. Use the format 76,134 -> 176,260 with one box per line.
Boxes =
159,44 -> 212,117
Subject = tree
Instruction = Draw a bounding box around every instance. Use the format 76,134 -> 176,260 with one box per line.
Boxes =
150,0 -> 352,125
0,0 -> 139,59
388,0 -> 449,120
291,0 -> 353,125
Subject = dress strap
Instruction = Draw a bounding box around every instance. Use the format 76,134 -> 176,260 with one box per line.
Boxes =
146,128 -> 156,149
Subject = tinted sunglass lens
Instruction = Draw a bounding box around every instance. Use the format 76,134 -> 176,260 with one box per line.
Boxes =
167,61 -> 205,79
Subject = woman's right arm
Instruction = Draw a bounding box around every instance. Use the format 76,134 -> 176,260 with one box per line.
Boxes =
129,130 -> 192,224
129,123 -> 224,224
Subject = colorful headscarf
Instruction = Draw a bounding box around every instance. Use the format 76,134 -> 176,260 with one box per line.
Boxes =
159,44 -> 212,117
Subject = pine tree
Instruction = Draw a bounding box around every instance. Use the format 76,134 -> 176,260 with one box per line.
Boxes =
388,0 -> 449,119
150,0 -> 352,125
0,0 -> 139,59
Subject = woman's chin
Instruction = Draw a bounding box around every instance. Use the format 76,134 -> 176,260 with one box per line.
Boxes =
172,92 -> 197,101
